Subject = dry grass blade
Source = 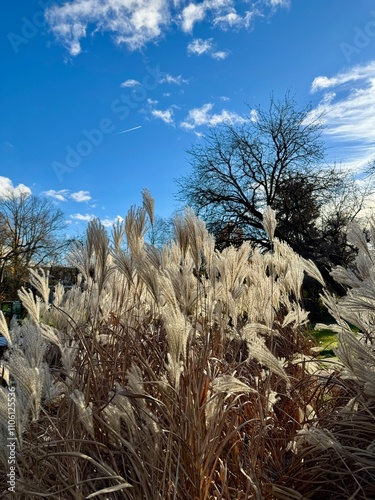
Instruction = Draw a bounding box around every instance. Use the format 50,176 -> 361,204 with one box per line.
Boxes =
85,482 -> 132,498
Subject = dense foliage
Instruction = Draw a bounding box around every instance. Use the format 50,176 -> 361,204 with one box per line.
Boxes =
0,195 -> 374,499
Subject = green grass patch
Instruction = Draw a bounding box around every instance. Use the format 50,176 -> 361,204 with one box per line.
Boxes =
311,328 -> 338,358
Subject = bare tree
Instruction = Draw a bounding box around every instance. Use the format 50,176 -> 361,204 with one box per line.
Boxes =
0,192 -> 68,297
177,94 -> 368,289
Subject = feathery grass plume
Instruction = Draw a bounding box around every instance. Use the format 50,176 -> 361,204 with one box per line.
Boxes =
0,193 -> 329,498
67,237 -> 94,282
347,221 -> 372,257
211,374 -> 255,395
282,303 -> 309,328
142,188 -> 155,228
6,351 -> 45,422
112,217 -> 126,251
70,389 -> 94,437
183,207 -> 213,273
274,216 -> 375,500
0,311 -> 11,347
124,364 -> 160,441
242,323 -> 280,339
125,205 -> 148,257
18,287 -> 40,323
173,211 -> 190,259
300,257 -> 325,286
162,303 -> 191,387
88,218 -> 113,293
52,281 -> 65,308
296,427 -> 344,453
244,333 -> 290,386
205,375 -> 256,428
43,368 -> 65,403
263,205 -> 277,241
29,267 -> 50,305
111,246 -> 134,283
336,329 -> 375,396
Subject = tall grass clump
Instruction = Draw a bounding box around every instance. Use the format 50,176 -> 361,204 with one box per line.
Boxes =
0,194 -> 327,499
274,219 -> 375,499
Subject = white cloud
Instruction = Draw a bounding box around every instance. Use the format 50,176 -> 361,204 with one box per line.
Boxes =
70,213 -> 96,222
151,108 -> 174,124
311,62 -> 375,93
250,109 -> 258,122
120,79 -> 141,88
212,50 -> 229,60
43,189 -> 69,201
45,0 -> 289,55
270,0 -> 291,7
187,38 -> 213,56
187,37 -> 229,59
159,73 -> 188,85
181,2 -> 206,32
310,61 -> 375,171
180,102 -> 247,130
46,0 -> 170,55
214,11 -> 242,29
101,215 -> 124,227
43,189 -> 91,203
70,190 -> 91,202
0,177 -> 32,199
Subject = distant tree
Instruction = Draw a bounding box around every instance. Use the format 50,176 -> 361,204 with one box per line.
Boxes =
0,191 -> 68,298
146,214 -> 174,248
178,94 -> 369,291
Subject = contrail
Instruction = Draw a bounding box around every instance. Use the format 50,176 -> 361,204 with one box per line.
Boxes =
115,125 -> 142,135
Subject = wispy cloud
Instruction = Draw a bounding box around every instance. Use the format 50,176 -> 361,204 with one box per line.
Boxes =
0,176 -> 31,199
212,50 -> 229,60
310,61 -> 375,170
70,190 -> 91,202
187,38 -> 229,59
159,73 -> 188,85
311,61 -> 375,93
180,102 -> 247,130
120,79 -> 141,88
187,38 -> 213,56
101,215 -> 124,227
43,189 -> 69,201
151,108 -> 174,125
43,189 -> 92,202
46,0 -> 170,55
70,213 -> 96,222
45,0 -> 289,56
270,0 -> 291,8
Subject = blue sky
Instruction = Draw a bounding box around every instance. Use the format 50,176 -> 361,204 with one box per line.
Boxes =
1,0 -> 375,235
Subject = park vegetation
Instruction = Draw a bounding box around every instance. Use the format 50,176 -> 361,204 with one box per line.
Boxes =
0,191 -> 374,499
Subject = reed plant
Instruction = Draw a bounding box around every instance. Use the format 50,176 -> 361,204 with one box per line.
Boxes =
2,194 -> 372,499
